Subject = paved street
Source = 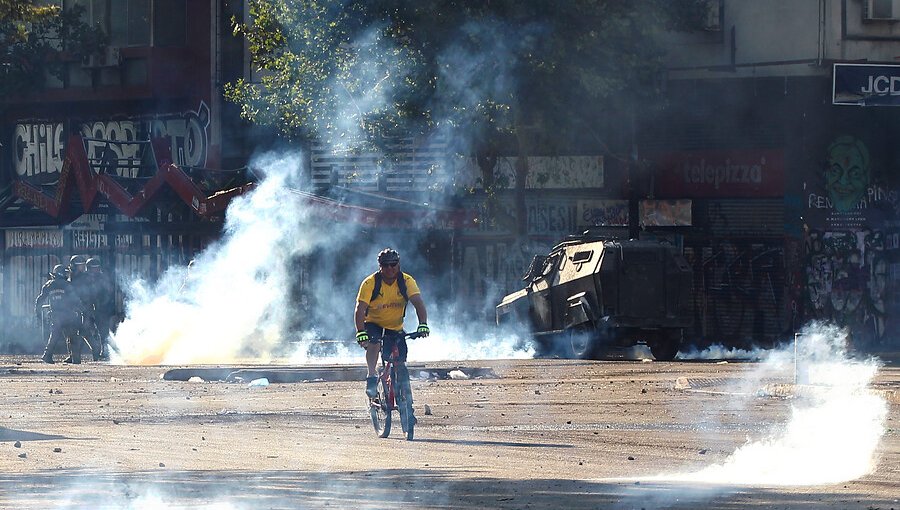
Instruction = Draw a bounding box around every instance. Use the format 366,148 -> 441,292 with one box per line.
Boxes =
0,355 -> 898,509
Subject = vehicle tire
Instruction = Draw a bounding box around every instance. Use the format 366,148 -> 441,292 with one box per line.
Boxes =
396,364 -> 415,441
566,326 -> 599,359
648,329 -> 681,361
373,376 -> 391,438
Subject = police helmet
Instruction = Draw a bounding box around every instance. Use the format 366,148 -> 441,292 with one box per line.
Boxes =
86,257 -> 101,268
50,264 -> 66,279
377,248 -> 400,265
69,254 -> 87,267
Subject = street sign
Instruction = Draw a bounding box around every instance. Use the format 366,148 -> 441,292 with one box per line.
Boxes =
833,63 -> 900,106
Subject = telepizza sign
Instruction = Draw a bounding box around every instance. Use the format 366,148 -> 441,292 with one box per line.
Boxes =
653,149 -> 785,198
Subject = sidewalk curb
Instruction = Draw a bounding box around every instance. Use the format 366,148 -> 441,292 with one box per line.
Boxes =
675,377 -> 900,404
758,383 -> 900,404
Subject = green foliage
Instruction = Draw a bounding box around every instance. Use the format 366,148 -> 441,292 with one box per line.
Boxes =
0,1 -> 106,97
226,0 -> 427,148
226,0 -> 708,152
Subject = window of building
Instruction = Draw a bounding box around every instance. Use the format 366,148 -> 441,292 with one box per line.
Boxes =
153,0 -> 186,47
54,0 -> 186,89
128,0 -> 151,46
65,0 -> 184,48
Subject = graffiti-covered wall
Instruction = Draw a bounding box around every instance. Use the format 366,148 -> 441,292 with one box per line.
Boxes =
798,108 -> 900,351
5,102 -> 212,187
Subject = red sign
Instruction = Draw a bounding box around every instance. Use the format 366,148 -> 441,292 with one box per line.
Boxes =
654,149 -> 785,198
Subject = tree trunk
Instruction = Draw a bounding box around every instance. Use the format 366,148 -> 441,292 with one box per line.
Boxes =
475,147 -> 497,191
475,144 -> 504,230
514,155 -> 528,238
513,110 -> 531,239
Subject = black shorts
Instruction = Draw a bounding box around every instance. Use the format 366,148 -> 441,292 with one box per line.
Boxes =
364,322 -> 407,363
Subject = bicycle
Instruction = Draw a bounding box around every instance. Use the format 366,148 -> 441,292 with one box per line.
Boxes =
369,331 -> 424,440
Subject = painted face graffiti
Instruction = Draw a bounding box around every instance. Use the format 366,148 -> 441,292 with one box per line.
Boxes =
824,136 -> 870,213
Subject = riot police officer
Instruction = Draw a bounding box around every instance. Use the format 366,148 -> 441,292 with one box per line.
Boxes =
66,255 -> 93,363
34,264 -> 65,362
34,263 -> 84,363
84,257 -> 114,360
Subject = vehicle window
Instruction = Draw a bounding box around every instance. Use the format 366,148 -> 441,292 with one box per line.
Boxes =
571,250 -> 592,264
542,254 -> 560,276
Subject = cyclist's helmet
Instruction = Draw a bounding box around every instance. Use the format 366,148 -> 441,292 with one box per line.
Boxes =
50,264 -> 66,279
377,248 -> 400,265
86,257 -> 101,269
69,254 -> 87,268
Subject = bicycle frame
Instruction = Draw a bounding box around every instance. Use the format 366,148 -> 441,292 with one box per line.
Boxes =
378,331 -> 422,411
369,331 -> 422,440
379,344 -> 401,412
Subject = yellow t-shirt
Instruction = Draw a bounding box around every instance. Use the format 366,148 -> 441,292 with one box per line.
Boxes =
357,272 -> 421,331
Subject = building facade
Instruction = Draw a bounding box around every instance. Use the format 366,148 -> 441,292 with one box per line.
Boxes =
0,0 -> 249,350
650,0 -> 900,351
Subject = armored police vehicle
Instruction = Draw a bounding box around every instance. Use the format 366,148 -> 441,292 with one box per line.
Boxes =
496,231 -> 693,360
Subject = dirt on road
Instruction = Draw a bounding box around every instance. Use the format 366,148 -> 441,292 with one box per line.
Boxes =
0,356 -> 898,509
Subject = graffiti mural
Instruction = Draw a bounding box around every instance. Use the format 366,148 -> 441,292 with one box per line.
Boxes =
823,136 -> 871,213
804,135 -> 890,230
11,102 -> 210,180
11,123 -> 65,179
802,134 -> 900,350
803,229 -> 890,347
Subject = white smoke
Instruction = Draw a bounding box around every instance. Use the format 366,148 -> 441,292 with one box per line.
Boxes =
110,147 -> 534,365
410,331 -> 533,361
677,344 -> 765,361
110,151 -> 338,365
108,14 -> 550,366
112,494 -> 238,510
657,322 -> 888,486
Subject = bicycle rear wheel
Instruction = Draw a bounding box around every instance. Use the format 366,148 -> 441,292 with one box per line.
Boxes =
395,364 -> 415,441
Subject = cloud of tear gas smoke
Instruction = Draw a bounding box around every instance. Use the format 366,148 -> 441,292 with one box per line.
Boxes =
431,19 -> 543,162
104,493 -> 239,510
110,151 -> 345,365
677,344 -> 765,361
657,322 -> 888,486
329,24 -> 407,152
111,14 -> 543,366
436,20 -> 520,117
111,145 -> 535,366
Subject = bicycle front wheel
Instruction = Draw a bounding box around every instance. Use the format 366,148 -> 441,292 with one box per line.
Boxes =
395,364 -> 415,441
371,376 -> 392,438
369,400 -> 387,437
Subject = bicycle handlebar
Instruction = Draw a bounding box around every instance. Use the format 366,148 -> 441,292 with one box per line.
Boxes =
354,331 -> 426,345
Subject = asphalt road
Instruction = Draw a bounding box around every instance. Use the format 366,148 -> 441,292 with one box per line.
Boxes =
0,355 -> 897,509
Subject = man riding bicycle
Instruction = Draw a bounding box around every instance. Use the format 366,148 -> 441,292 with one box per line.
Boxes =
355,248 -> 430,397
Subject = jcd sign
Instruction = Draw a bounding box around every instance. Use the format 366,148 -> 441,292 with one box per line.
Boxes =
833,63 -> 900,106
